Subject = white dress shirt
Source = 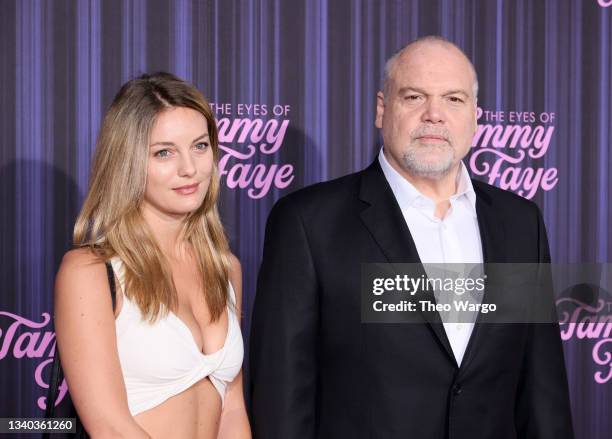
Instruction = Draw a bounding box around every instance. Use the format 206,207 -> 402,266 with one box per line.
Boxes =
378,148 -> 483,365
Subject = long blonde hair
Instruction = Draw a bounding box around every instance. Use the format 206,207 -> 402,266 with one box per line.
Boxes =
74,72 -> 230,322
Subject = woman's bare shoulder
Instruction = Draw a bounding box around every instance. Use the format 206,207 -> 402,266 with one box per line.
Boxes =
59,247 -> 105,269
228,253 -> 241,274
55,247 -> 110,303
228,253 -> 242,303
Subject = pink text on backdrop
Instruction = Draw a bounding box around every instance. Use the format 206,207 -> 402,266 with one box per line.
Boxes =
470,107 -> 558,199
217,117 -> 294,199
0,311 -> 68,409
557,299 -> 612,384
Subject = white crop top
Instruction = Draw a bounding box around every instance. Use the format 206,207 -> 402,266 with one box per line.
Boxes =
110,257 -> 244,415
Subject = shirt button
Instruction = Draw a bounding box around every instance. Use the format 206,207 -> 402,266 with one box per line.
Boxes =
452,384 -> 463,395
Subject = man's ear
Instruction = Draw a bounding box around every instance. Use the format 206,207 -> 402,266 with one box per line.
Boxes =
375,91 -> 385,129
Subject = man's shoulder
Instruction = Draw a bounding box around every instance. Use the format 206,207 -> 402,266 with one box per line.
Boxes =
471,178 -> 541,216
472,180 -> 542,228
290,170 -> 363,199
271,168 -> 366,218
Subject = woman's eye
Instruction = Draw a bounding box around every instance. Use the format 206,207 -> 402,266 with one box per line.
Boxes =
194,142 -> 209,151
154,149 -> 170,158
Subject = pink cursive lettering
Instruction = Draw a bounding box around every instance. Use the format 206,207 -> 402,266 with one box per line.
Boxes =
593,338 -> 612,383
556,298 -> 612,384
0,311 -> 67,409
470,112 -> 558,199
216,117 -> 293,199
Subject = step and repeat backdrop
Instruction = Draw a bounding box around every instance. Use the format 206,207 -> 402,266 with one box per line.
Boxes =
0,0 -> 610,437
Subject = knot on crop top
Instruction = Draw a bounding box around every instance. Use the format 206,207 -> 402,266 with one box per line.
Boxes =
110,257 -> 244,415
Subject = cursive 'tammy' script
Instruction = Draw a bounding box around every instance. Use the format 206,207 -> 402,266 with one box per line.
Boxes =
217,117 -> 294,199
0,311 -> 68,410
557,299 -> 612,384
469,108 -> 558,199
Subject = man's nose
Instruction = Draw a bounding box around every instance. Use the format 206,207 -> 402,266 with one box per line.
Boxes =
421,98 -> 444,124
178,152 -> 197,177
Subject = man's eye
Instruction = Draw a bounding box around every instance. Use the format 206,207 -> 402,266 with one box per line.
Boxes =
405,95 -> 422,101
154,149 -> 170,158
448,96 -> 465,103
194,142 -> 209,151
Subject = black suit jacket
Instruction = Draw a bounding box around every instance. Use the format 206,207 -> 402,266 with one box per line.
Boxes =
249,160 -> 574,439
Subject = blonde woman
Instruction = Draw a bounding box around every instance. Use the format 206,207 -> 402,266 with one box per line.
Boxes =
54,73 -> 251,439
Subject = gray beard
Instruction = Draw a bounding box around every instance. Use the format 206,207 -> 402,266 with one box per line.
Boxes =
400,143 -> 455,179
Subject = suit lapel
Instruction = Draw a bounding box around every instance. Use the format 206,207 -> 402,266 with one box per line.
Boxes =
473,184 -> 507,265
358,160 -> 456,364
459,182 -> 507,372
358,167 -> 420,264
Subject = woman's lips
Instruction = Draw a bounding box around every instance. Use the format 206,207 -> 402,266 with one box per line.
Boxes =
173,183 -> 199,195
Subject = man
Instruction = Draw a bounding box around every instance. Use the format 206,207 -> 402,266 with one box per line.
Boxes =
249,36 -> 573,439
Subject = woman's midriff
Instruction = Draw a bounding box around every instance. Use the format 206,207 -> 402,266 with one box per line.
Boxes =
134,377 -> 222,439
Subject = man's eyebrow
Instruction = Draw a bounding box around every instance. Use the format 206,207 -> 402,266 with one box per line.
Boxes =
396,86 -> 470,98
150,133 -> 209,147
443,89 -> 470,98
397,86 -> 427,95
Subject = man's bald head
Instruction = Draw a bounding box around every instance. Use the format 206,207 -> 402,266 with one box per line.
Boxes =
382,36 -> 479,101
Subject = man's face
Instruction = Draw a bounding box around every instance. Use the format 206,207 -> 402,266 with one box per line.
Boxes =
375,43 -> 477,179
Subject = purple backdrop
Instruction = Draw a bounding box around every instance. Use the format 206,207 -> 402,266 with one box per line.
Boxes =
0,1 -> 611,438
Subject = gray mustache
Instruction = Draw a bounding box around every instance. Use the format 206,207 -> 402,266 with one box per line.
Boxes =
411,127 -> 450,140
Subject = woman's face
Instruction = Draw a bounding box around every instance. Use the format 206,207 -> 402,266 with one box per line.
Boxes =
142,106 -> 214,221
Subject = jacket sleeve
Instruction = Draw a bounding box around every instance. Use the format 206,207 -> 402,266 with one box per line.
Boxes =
514,205 -> 575,439
249,195 -> 319,439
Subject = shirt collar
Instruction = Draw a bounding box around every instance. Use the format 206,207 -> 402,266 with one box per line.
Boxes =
378,147 -> 477,217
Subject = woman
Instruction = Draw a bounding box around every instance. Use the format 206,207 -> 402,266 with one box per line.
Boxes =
54,72 -> 251,438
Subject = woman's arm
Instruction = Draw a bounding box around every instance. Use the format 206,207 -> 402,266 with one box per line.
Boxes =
54,249 -> 151,439
217,254 -> 252,439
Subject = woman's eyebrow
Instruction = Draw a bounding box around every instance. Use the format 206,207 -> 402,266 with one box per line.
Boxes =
150,133 -> 209,147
